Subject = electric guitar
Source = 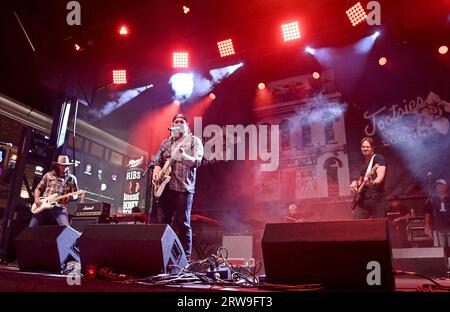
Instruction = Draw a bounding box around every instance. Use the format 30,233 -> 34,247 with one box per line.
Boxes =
31,190 -> 86,214
351,164 -> 379,211
153,134 -> 193,198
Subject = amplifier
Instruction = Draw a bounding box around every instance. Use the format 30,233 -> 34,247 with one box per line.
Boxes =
75,202 -> 111,217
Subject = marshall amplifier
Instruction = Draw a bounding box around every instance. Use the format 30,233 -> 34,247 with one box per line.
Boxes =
75,202 -> 111,218
70,202 -> 111,233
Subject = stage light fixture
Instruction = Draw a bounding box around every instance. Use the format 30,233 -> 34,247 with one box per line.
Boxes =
305,47 -> 314,54
312,72 -> 320,79
217,39 -> 235,57
112,70 -> 127,84
378,57 -> 387,66
119,25 -> 129,36
173,52 -> 189,68
439,45 -> 448,55
183,6 -> 190,14
258,83 -> 266,90
74,43 -> 81,51
209,93 -> 216,100
281,21 -> 301,42
346,2 -> 368,26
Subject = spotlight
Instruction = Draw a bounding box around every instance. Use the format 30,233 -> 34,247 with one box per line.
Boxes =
217,39 -> 235,57
209,93 -> 216,100
112,70 -> 127,84
173,52 -> 189,68
74,43 -> 81,51
305,47 -> 314,54
281,21 -> 301,42
312,72 -> 320,79
118,24 -> 129,36
439,45 -> 448,55
378,57 -> 387,66
373,31 -> 380,38
258,82 -> 266,90
183,5 -> 190,14
346,2 -> 368,26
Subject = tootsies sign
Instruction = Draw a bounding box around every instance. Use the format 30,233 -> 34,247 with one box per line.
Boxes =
122,156 -> 145,213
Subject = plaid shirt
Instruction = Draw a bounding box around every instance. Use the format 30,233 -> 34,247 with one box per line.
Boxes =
36,170 -> 78,207
156,134 -> 203,193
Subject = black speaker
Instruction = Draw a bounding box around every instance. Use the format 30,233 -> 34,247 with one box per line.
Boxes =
70,216 -> 106,233
262,219 -> 395,290
78,224 -> 188,277
14,225 -> 81,273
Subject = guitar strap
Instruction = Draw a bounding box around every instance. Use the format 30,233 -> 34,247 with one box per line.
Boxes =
365,154 -> 376,177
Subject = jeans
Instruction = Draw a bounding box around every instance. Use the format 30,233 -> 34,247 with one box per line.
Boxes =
352,193 -> 387,219
158,190 -> 194,261
28,207 -> 69,227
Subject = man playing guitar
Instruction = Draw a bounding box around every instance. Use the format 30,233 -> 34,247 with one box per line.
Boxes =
350,137 -> 387,219
29,155 -> 81,227
152,113 -> 204,261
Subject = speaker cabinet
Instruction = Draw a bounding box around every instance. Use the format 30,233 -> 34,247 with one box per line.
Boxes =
78,224 -> 188,277
14,225 -> 81,273
262,219 -> 395,290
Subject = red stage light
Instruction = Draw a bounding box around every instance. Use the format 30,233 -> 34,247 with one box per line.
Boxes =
439,45 -> 448,55
173,52 -> 189,68
346,2 -> 368,26
217,39 -> 235,57
183,6 -> 190,14
378,57 -> 387,66
74,43 -> 81,51
209,93 -> 216,100
281,21 -> 301,42
312,72 -> 320,79
118,25 -> 129,36
258,82 -> 266,90
112,70 -> 127,84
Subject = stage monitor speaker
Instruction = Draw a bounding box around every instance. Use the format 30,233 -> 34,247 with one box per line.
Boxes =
78,224 -> 188,277
14,225 -> 81,273
262,219 -> 395,290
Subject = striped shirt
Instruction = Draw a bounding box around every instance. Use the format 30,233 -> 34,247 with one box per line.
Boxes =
156,134 -> 204,193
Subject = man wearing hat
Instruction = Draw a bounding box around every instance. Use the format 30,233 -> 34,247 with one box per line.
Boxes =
152,113 -> 204,261
29,155 -> 80,227
425,179 -> 450,247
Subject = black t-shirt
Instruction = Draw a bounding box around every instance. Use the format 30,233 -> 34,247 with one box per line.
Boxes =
386,204 -> 410,217
359,154 -> 386,198
424,195 -> 450,230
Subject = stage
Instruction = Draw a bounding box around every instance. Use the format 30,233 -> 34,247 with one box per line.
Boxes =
1,262 -> 449,293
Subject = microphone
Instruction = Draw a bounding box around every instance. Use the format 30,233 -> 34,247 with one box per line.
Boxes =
168,127 -> 180,131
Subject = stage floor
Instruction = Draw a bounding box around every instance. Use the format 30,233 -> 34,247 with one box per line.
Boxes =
1,263 -> 449,292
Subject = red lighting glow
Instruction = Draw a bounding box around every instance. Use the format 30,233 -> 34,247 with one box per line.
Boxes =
258,82 -> 266,90
173,52 -> 189,68
378,57 -> 387,66
217,39 -> 235,57
281,21 -> 301,42
74,43 -> 81,51
209,93 -> 216,100
183,6 -> 190,14
312,72 -> 320,79
112,70 -> 127,84
346,2 -> 368,26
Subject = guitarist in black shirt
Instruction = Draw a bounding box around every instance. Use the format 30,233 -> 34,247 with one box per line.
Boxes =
350,137 -> 387,219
